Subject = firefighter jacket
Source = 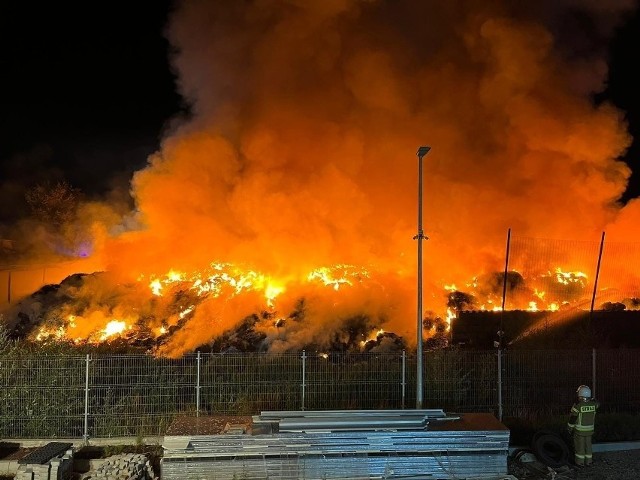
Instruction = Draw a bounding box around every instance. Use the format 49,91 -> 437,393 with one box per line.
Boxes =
567,399 -> 599,434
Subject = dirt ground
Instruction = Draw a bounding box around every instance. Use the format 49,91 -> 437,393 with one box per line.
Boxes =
165,413 -> 255,435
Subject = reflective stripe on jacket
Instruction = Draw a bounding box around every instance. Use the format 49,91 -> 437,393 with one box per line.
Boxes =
567,400 -> 599,432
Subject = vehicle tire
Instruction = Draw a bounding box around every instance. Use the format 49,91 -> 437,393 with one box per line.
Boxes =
531,428 -> 556,445
511,448 -> 534,463
531,432 -> 570,468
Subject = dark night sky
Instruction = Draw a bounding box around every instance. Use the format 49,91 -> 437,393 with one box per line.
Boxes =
0,1 -> 184,222
601,5 -> 640,203
1,1 -> 640,224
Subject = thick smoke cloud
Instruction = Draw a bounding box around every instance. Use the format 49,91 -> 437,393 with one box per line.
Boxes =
91,0 -> 639,354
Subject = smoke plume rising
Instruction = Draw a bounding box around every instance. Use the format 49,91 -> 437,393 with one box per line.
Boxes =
9,0 -> 640,356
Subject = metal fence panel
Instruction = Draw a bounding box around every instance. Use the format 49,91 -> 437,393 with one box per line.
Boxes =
502,349 -> 592,418
0,354 -> 86,437
596,349 -> 640,413
423,349 -> 498,413
199,352 -> 301,414
89,354 -> 197,437
1,349 -> 640,439
594,241 -> 640,307
506,236 -> 601,311
304,352 -> 405,410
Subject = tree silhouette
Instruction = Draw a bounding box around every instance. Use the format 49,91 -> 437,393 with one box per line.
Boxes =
25,180 -> 80,228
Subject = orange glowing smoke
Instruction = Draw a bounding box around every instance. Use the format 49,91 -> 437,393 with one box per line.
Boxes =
16,1 -> 640,356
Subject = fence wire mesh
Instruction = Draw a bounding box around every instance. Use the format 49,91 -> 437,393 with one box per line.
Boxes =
507,236 -> 602,311
0,354 -> 86,437
303,352 -> 405,410
89,354 -> 197,437
596,349 -> 640,413
1,349 -> 639,439
422,350 -> 498,413
595,240 -> 640,307
501,350 -> 592,418
506,235 -> 640,311
199,352 -> 301,414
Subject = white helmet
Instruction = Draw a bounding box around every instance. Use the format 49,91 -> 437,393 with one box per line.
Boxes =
577,385 -> 591,399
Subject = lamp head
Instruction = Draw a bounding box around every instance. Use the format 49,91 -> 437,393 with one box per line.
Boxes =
417,146 -> 431,158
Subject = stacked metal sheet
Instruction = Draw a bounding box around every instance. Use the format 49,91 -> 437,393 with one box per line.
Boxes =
162,410 -> 510,479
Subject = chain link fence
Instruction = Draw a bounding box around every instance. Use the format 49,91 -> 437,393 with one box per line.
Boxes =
1,349 -> 639,439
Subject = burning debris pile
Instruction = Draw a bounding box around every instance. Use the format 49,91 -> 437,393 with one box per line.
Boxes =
445,267 -> 629,315
2,264 -> 442,357
3,256 -> 637,355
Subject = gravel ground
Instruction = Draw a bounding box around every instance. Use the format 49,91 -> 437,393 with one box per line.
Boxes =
508,449 -> 640,479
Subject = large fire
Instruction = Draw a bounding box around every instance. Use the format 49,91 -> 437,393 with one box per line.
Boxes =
26,262 -> 412,357
21,254 -> 638,357
3,1 -> 640,356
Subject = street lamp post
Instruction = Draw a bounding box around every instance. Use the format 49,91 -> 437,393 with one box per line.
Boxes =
415,145 -> 431,409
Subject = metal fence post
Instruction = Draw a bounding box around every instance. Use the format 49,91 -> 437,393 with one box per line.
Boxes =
196,351 -> 201,417
497,349 -> 503,421
83,353 -> 90,443
589,232 -> 605,339
301,350 -> 306,411
592,348 -> 597,399
401,350 -> 406,409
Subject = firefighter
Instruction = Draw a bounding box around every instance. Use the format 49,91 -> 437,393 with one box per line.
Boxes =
567,385 -> 599,466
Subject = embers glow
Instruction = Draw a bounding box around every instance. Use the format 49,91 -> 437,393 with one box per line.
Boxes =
100,320 -> 128,341
446,308 -> 455,330
149,263 -> 287,307
35,326 -> 66,342
307,265 -> 369,291
149,279 -> 163,296
446,265 -> 593,313
360,328 -> 385,347
265,284 -> 284,308
31,262 -> 373,348
179,306 -> 195,319
549,268 -> 587,286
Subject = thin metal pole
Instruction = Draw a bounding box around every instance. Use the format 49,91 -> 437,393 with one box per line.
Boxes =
301,350 -> 306,411
497,348 -> 503,421
196,351 -> 201,417
415,146 -> 430,409
83,354 -> 90,443
592,348 -> 597,399
499,228 -> 511,346
497,229 -> 510,420
7,270 -> 11,304
589,232 -> 606,338
401,350 -> 406,409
